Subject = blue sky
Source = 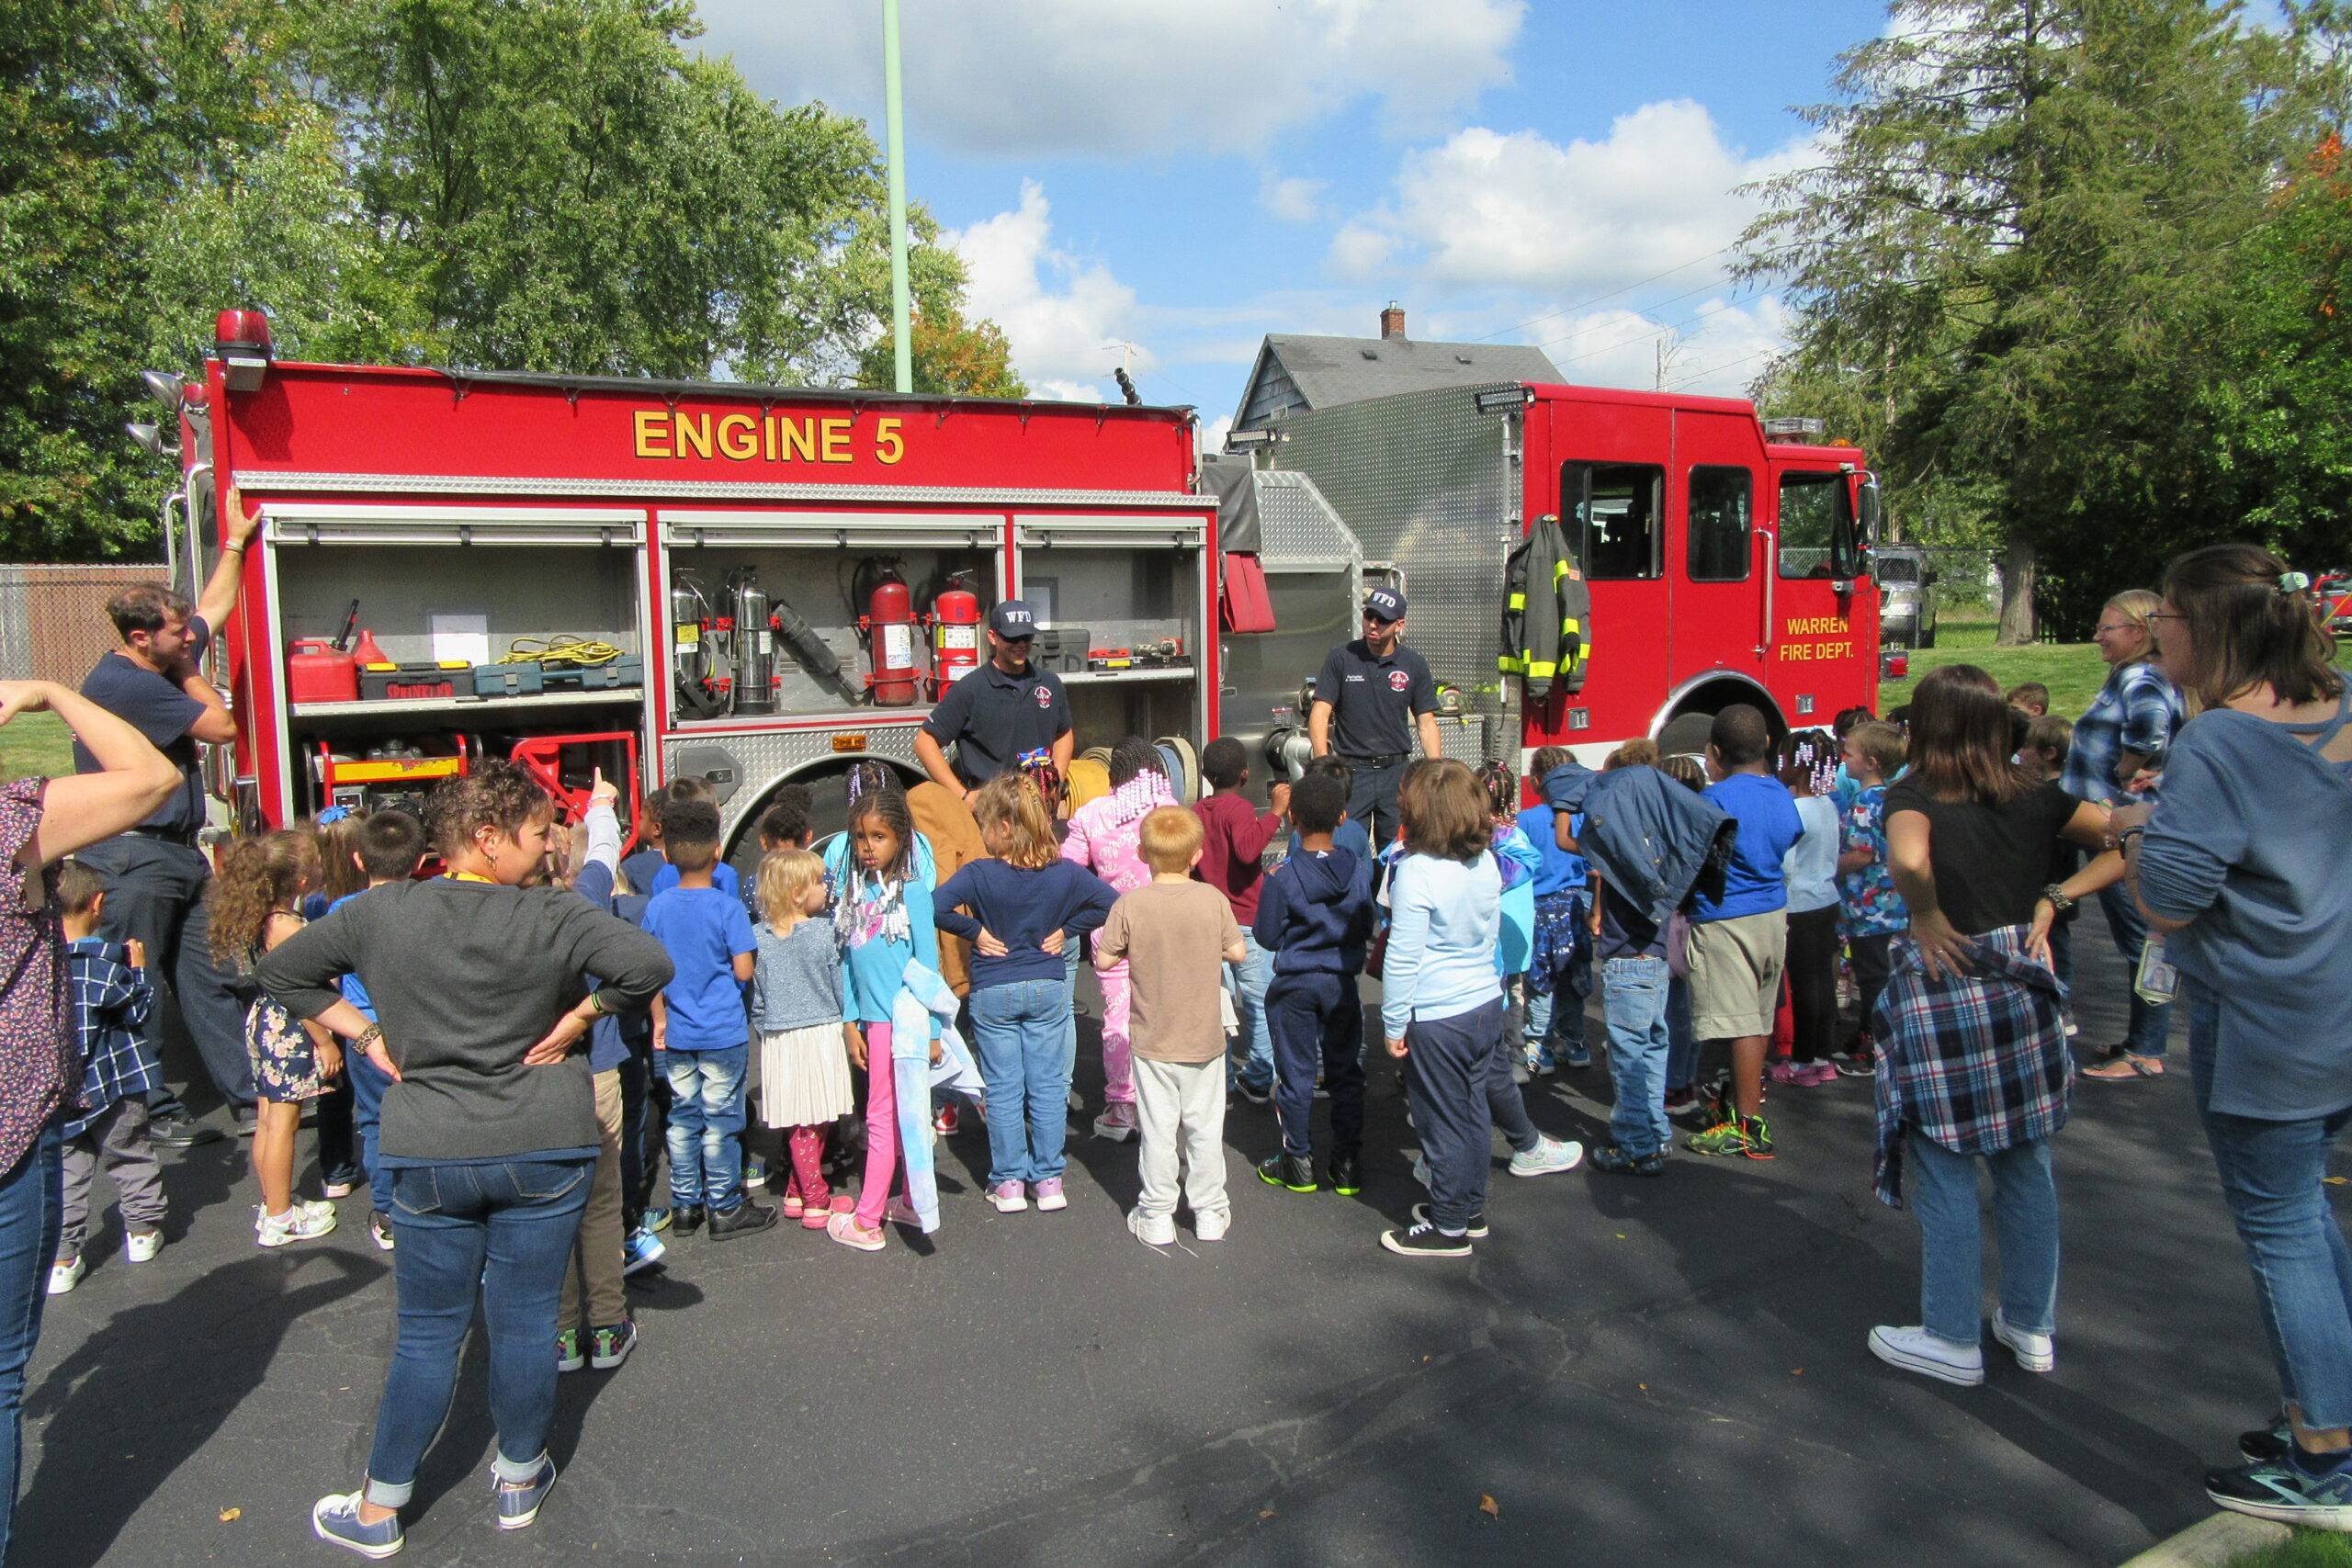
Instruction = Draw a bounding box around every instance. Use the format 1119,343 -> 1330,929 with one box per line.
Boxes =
694,0 -> 1893,437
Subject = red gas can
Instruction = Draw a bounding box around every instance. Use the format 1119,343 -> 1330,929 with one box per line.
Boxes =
288,639 -> 358,704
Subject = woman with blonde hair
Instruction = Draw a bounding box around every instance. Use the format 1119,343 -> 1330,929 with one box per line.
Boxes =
933,773 -> 1117,1213
2063,587 -> 2185,1079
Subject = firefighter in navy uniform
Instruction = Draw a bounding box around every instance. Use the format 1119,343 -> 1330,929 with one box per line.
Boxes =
1307,586 -> 1442,857
913,599 -> 1075,800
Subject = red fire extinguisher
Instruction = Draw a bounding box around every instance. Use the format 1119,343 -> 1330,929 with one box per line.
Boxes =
861,570 -> 919,707
930,573 -> 981,698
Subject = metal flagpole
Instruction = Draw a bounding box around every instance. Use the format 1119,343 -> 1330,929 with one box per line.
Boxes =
883,0 -> 913,394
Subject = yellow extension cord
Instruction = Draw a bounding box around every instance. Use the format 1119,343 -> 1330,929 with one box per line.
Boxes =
493,636 -> 625,668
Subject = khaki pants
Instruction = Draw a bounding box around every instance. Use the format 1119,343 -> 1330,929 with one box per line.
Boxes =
559,1067 -> 628,1332
1687,909 -> 1788,1040
1133,1055 -> 1229,1223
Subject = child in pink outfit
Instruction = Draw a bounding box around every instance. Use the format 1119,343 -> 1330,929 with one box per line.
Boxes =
1061,739 -> 1179,1141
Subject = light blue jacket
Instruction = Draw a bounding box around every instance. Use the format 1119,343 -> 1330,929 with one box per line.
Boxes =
1380,852 -> 1504,1039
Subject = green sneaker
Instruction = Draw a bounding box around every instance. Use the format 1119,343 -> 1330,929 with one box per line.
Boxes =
555,1327 -> 585,1373
1685,1114 -> 1774,1159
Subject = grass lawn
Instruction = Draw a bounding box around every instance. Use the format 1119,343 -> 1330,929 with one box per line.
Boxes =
2233,1529 -> 2352,1567
0,710 -> 76,783
1879,619 -> 2109,718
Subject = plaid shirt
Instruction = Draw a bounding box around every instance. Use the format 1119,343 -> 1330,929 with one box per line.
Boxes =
1871,924 -> 2071,1208
62,938 -> 161,1139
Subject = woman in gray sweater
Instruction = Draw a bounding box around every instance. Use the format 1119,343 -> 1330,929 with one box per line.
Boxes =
2112,546 -> 2352,1530
257,762 -> 672,1558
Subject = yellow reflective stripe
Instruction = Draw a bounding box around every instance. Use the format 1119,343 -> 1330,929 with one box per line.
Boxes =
1507,592 -> 1527,610
1498,655 -> 1526,674
1526,660 -> 1558,678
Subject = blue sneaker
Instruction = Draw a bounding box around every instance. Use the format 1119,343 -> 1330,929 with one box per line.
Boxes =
493,1454 -> 558,1530
1562,1043 -> 1592,1069
2208,1452 -> 2352,1529
642,1206 -> 673,1234
312,1491 -> 403,1559
621,1225 -> 666,1275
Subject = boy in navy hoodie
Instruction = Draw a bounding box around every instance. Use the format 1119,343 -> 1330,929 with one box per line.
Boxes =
1253,774 -> 1377,1195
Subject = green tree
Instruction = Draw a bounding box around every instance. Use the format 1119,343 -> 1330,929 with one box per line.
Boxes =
854,306 -> 1028,397
2208,133 -> 2352,570
1740,0 -> 2324,639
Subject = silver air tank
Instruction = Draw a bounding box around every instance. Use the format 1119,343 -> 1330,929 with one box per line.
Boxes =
731,570 -> 776,716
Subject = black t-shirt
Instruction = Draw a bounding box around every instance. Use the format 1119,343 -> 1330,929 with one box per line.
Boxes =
1883,777 -> 2080,936
1595,880 -> 1666,961
74,617 -> 211,835
919,659 -> 1072,785
1317,639 -> 1436,760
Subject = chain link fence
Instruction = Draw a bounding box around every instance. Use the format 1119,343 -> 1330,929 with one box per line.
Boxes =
0,566 -> 170,682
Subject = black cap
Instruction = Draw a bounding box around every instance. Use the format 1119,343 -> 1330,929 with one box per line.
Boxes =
988,600 -> 1039,638
1363,587 -> 1407,623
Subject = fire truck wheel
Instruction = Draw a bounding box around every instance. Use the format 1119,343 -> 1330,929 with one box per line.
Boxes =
1657,711 -> 1715,761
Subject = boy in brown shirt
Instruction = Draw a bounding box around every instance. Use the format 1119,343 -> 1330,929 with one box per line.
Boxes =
1094,807 -> 1247,1245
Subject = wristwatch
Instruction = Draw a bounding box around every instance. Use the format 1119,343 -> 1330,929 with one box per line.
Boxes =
2040,884 -> 2075,912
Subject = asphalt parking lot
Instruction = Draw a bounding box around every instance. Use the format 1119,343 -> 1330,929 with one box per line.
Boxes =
16,931 -> 2290,1567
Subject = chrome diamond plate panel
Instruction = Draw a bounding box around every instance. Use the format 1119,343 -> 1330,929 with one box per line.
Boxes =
1253,470 -> 1362,570
662,724 -> 923,845
1267,386 -> 1520,737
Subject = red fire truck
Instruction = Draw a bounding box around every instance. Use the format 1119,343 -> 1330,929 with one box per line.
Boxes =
1221,380 -> 1882,777
165,313 -> 1217,862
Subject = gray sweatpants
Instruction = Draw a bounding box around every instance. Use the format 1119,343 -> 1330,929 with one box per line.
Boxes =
61,1098 -> 167,1255
1133,1054 -> 1229,1223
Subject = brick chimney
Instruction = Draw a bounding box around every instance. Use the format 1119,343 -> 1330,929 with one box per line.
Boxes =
1379,302 -> 1406,341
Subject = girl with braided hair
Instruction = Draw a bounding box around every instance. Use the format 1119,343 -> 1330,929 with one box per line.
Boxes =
1060,738 -> 1178,1141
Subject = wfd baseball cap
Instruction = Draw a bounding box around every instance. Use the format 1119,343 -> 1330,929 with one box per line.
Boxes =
989,600 -> 1039,637
1363,587 -> 1407,623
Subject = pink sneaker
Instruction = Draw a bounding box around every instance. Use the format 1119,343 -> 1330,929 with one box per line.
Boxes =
884,1195 -> 922,1227
1034,1177 -> 1067,1212
1768,1060 -> 1807,1085
1092,1102 -> 1138,1141
1794,1062 -> 1839,1087
826,1212 -> 884,1252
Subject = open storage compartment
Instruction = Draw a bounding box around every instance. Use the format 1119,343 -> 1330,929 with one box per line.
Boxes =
1012,513 -> 1208,754
659,511 -> 1006,722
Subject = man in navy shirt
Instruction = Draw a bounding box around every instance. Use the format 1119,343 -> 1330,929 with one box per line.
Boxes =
913,600 -> 1074,799
1307,587 -> 1442,859
73,489 -> 265,1145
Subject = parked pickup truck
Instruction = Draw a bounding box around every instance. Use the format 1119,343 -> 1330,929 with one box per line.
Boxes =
1874,547 -> 1939,649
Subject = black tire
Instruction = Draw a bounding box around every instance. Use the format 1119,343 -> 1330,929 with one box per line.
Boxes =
1657,711 -> 1715,759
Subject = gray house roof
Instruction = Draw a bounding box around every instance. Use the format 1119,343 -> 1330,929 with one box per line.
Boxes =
1233,333 -> 1564,431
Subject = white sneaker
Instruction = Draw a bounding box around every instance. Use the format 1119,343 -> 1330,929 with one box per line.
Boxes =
1126,1208 -> 1175,1247
256,1205 -> 338,1247
47,1254 -> 85,1295
124,1229 -> 164,1264
1868,1324 -> 1985,1386
1194,1210 -> 1229,1242
1992,1309 -> 2055,1373
300,1198 -> 336,1220
1508,1135 -> 1584,1178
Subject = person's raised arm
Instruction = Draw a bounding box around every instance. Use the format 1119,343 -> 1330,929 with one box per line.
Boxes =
930,864 -> 983,942
1884,809 -> 1966,979
193,486 -> 265,638
1,682 -> 178,869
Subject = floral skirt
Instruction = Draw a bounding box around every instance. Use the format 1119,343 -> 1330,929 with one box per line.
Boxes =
245,994 -> 322,1104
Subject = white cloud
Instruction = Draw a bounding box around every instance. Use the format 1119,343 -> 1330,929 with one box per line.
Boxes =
693,0 -> 1521,158
1196,413 -> 1235,456
1529,296 -> 1790,399
943,181 -> 1147,400
1259,172 -> 1329,223
1330,100 -> 1807,298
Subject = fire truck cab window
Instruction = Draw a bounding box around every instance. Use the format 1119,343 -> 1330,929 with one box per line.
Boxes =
1777,471 -> 1859,580
1564,462 -> 1662,581
1686,466 -> 1751,582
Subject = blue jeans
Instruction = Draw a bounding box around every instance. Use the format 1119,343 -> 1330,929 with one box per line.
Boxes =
1665,976 -> 1698,1091
2097,881 -> 2173,1056
969,979 -> 1075,1186
2189,981 -> 2352,1427
1524,984 -> 1589,1056
663,1046 -> 749,1210
0,1127 -> 60,1564
367,1156 -> 593,1506
1907,1134 -> 2060,1348
1225,931 -> 1275,1091
1601,957 -> 1673,1156
345,1046 -> 390,1198
1062,945 -> 1080,1068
